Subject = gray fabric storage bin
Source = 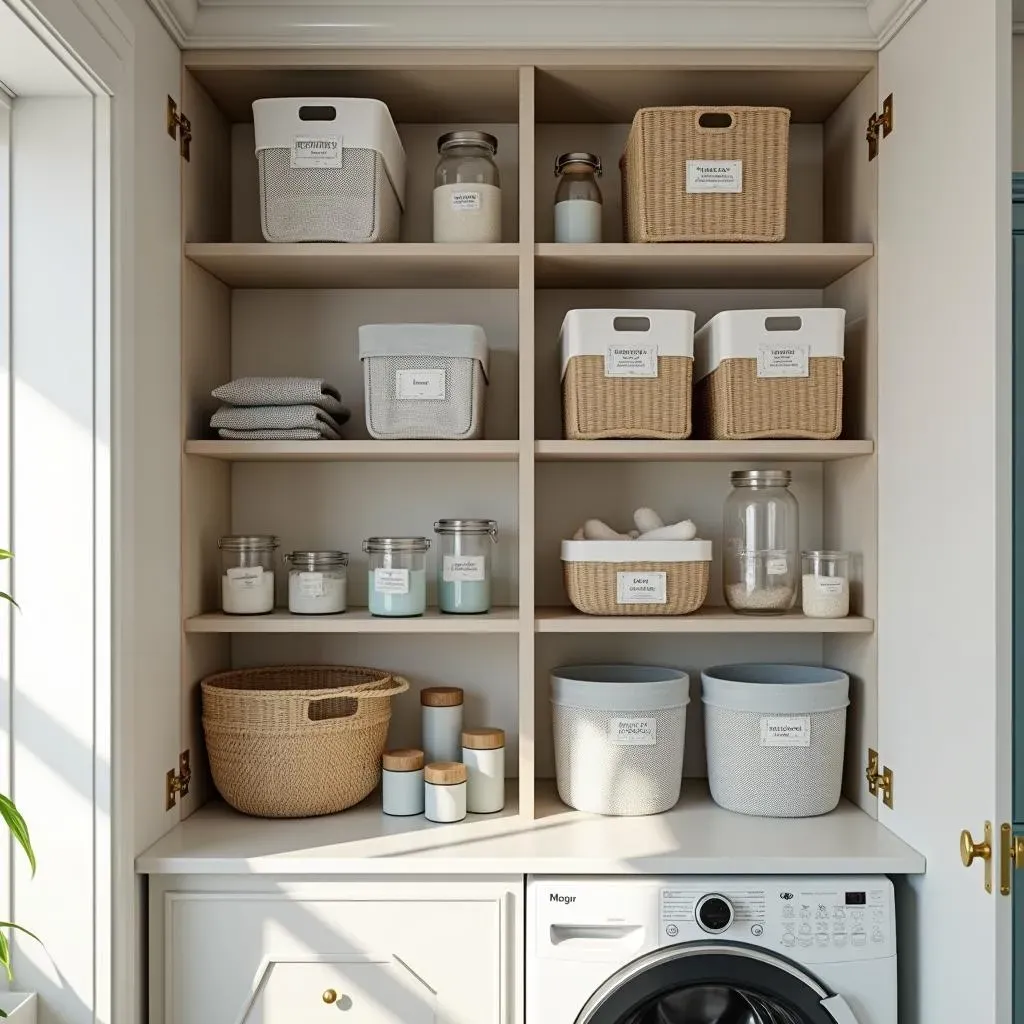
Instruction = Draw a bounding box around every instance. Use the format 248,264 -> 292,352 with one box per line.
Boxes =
701,663 -> 849,818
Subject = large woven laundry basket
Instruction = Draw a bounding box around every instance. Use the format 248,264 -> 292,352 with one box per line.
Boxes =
202,665 -> 408,818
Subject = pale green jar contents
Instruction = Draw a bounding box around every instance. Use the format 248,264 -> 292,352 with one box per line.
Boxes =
363,537 -> 430,617
434,518 -> 498,614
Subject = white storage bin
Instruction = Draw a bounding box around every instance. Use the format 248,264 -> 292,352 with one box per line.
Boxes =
701,663 -> 850,818
253,98 -> 406,243
551,664 -> 690,816
560,309 -> 696,439
359,324 -> 489,440
693,308 -> 845,440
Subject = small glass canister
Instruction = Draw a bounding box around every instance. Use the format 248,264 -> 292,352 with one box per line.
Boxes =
433,130 -> 502,243
801,550 -> 851,619
421,686 -> 464,764
424,762 -> 468,823
462,728 -> 505,814
363,537 -> 430,617
382,749 -> 425,817
554,152 -> 603,243
285,551 -> 348,615
219,535 -> 278,615
434,518 -> 498,614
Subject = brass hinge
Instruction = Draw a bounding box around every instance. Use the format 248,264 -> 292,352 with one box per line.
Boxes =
165,749 -> 192,810
865,747 -> 894,808
167,95 -> 192,162
866,93 -> 894,161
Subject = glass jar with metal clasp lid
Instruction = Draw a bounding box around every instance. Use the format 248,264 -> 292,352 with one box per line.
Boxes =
554,152 -> 603,243
219,535 -> 278,615
434,518 -> 498,614
433,130 -> 502,243
363,537 -> 430,617
284,551 -> 348,615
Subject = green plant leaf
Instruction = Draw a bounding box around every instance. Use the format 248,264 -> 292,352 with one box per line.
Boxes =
0,550 -> 11,560
0,927 -> 12,981
0,593 -> 19,611
0,796 -> 35,876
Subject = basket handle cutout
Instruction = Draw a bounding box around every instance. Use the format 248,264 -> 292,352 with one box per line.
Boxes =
298,105 -> 338,121
764,315 -> 804,332
306,695 -> 359,721
612,316 -> 651,333
697,111 -> 735,130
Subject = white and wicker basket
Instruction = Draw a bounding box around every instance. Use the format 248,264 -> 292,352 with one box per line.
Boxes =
551,664 -> 690,816
359,323 -> 489,440
702,663 -> 850,818
253,98 -> 406,243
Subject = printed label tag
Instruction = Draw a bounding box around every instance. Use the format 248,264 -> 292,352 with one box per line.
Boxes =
605,344 -> 659,378
766,557 -> 788,577
396,369 -> 446,401
686,159 -> 743,193
757,344 -> 810,378
450,190 -> 482,211
374,568 -> 410,595
226,566 -> 263,590
609,717 -> 658,746
290,136 -> 343,169
760,715 -> 812,747
443,556 -> 486,583
616,571 -> 667,604
812,576 -> 846,596
298,571 -> 325,597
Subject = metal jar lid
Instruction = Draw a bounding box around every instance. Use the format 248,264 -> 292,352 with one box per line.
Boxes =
285,550 -> 349,570
219,535 -> 279,551
555,152 -> 602,176
434,518 -> 498,537
730,470 -> 792,488
438,130 -> 498,154
362,536 -> 431,553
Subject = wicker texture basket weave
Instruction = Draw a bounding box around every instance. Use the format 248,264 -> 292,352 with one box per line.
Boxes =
621,106 -> 790,242
698,356 -> 843,440
562,355 -> 693,439
565,560 -> 710,616
202,665 -> 408,818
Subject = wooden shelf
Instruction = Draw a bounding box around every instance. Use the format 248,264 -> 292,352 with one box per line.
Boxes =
185,440 -> 521,462
186,608 -> 521,634
535,440 -> 874,462
534,242 -> 874,289
185,243 -> 521,289
135,780 -> 924,876
536,607 -> 873,634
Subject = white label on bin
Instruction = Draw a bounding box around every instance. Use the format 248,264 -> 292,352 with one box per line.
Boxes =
686,159 -> 743,193
811,576 -> 846,596
374,568 -> 410,595
396,369 -> 446,400
226,566 -> 263,590
605,344 -> 659,378
609,717 -> 658,745
617,571 -> 667,604
290,136 -> 343,169
767,557 -> 788,576
298,571 -> 325,597
757,344 -> 810,378
760,715 -> 811,747
443,556 -> 486,582
450,190 -> 482,211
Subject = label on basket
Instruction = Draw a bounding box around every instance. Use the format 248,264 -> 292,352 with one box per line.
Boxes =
760,715 -> 812,747
396,369 -> 446,401
374,568 -> 410,595
443,556 -> 486,582
686,159 -> 743,193
450,190 -> 482,211
617,571 -> 667,604
766,557 -> 788,576
226,566 -> 263,590
605,344 -> 659,378
290,136 -> 343,169
609,717 -> 658,746
757,344 -> 810,378
298,572 -> 325,597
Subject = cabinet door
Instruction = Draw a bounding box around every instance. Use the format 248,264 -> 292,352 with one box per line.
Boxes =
877,0 -> 1012,1018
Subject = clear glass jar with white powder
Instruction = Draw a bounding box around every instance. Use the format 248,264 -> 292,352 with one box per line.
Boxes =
433,131 -> 501,243
801,550 -> 851,618
554,152 -> 603,243
285,551 -> 347,615
219,535 -> 278,615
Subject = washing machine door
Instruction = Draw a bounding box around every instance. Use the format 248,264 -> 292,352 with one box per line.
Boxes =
574,943 -> 860,1024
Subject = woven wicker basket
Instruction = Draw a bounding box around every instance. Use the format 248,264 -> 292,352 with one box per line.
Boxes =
202,665 -> 408,818
621,106 -> 790,242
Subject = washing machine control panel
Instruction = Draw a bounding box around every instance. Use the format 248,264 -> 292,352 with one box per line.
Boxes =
659,879 -> 894,961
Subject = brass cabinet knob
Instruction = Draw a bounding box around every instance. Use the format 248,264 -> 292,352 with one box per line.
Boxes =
961,827 -> 992,867
1013,835 -> 1024,870
322,989 -> 338,1005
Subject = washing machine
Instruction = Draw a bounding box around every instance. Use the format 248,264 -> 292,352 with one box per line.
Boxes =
527,876 -> 895,1024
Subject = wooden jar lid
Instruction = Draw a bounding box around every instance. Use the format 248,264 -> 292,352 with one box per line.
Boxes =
421,686 -> 464,708
462,728 -> 505,750
425,761 -> 468,785
382,748 -> 424,772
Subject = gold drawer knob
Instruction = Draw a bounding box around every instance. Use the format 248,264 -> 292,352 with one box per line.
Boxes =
322,989 -> 338,1005
961,827 -> 992,867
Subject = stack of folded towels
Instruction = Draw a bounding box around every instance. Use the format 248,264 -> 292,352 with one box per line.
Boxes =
210,377 -> 351,441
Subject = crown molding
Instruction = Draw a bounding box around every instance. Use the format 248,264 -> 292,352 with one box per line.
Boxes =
866,0 -> 926,46
146,0 -> 885,50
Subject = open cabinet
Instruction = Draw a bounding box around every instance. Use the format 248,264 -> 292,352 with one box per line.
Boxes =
126,2 -> 1011,1021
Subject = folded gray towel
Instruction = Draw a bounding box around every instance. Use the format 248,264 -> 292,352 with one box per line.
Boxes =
217,428 -> 337,441
212,377 -> 346,416
210,404 -> 349,437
